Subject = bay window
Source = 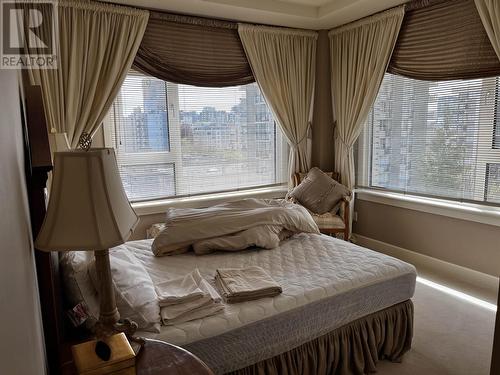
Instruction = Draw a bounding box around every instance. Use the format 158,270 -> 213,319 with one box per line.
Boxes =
105,71 -> 288,202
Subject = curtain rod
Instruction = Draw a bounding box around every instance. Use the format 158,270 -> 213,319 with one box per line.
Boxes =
104,2 -> 317,32
329,0 -> 462,32
148,9 -> 237,29
329,5 -> 404,35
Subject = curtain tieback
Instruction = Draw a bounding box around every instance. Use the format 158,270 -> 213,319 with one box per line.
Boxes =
334,131 -> 353,152
292,122 -> 312,148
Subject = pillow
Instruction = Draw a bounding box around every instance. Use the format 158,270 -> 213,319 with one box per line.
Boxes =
146,223 -> 166,239
288,167 -> 350,215
152,229 -> 192,256
60,252 -> 100,328
89,245 -> 161,333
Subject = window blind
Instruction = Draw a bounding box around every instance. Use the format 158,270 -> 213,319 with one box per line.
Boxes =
107,71 -> 288,202
357,73 -> 500,204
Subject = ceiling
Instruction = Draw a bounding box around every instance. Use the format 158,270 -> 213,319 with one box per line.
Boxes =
109,0 -> 408,30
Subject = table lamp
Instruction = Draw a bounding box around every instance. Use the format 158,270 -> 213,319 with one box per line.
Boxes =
35,147 -> 139,355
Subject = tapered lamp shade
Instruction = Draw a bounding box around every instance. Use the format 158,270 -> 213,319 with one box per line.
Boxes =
36,149 -> 138,252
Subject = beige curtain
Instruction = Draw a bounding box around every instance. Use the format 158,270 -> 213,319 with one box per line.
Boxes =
238,24 -> 317,184
475,0 -> 500,60
27,0 -> 149,150
329,6 -> 404,190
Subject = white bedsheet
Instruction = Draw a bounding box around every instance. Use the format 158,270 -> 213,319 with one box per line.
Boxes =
127,233 -> 416,373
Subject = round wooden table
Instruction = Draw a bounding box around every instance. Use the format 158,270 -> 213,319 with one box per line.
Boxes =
136,339 -> 214,375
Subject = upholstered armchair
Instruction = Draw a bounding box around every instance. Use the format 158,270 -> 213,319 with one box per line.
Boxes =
292,172 -> 351,240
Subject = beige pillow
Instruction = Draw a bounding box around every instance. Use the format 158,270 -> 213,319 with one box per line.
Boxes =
289,167 -> 350,215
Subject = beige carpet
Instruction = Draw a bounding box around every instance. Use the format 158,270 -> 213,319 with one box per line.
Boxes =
377,280 -> 497,375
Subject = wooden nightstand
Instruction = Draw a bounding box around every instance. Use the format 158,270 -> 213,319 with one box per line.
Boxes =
66,338 -> 214,375
136,339 -> 214,375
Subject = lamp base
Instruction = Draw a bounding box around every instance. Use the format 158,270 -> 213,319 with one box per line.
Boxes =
93,249 -> 145,356
93,319 -> 144,359
93,318 -> 139,340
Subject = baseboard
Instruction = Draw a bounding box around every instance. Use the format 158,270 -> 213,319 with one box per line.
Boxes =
355,234 -> 499,305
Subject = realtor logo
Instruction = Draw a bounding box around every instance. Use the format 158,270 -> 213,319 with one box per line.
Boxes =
1,0 -> 58,69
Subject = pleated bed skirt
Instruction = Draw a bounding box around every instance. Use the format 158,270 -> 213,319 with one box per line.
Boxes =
228,299 -> 414,375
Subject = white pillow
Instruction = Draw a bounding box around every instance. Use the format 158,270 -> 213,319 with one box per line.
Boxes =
89,245 -> 161,333
60,252 -> 100,328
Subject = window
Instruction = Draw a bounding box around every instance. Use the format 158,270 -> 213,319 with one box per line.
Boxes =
494,79 -> 500,149
486,163 -> 500,203
357,73 -> 500,204
105,71 -> 288,202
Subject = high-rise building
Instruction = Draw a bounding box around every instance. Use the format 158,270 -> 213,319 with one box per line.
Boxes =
243,84 -> 275,167
370,74 -> 430,191
362,75 -> 495,201
142,78 -> 169,152
116,77 -> 170,154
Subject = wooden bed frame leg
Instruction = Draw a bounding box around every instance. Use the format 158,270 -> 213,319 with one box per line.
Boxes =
344,198 -> 350,241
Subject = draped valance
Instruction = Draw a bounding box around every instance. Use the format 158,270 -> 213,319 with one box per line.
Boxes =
133,12 -> 254,87
388,0 -> 500,81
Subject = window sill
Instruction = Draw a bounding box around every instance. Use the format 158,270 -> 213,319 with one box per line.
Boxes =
355,188 -> 500,228
132,185 -> 288,216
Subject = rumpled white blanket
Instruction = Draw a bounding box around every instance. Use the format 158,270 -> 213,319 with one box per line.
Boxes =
152,198 -> 319,256
156,269 -> 223,325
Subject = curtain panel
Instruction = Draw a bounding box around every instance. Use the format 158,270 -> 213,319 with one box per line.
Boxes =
329,6 -> 405,190
25,0 -> 149,151
474,0 -> 500,60
134,12 -> 254,87
388,0 -> 500,81
238,24 -> 318,185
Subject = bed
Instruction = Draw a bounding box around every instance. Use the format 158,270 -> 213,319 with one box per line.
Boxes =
116,232 -> 416,374
24,87 -> 415,374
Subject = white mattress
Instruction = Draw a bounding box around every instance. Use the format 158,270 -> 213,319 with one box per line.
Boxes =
130,233 -> 416,374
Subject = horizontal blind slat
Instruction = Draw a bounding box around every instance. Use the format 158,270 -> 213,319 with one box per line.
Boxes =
109,71 -> 287,202
358,73 -> 500,204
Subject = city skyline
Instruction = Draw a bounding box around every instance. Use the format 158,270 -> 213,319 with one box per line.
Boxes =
112,74 -> 286,201
119,74 -> 248,115
362,73 -> 499,203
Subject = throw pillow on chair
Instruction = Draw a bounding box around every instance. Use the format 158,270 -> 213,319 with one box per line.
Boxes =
287,167 -> 351,240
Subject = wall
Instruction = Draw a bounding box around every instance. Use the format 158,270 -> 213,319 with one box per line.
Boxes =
0,70 -> 47,373
354,199 -> 500,277
311,30 -> 334,171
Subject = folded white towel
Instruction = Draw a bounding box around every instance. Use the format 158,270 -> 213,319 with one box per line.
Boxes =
156,269 -> 224,325
155,269 -> 209,306
215,266 -> 282,303
161,301 -> 224,325
160,270 -> 222,319
161,295 -> 212,320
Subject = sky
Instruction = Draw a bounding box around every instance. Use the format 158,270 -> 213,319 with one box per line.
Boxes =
178,84 -> 245,112
120,75 -> 246,115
